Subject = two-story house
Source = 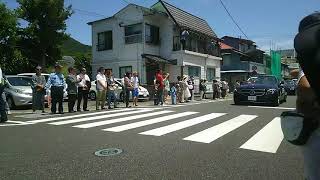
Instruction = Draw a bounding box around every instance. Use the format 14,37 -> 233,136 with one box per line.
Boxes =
88,0 -> 222,86
220,36 -> 266,90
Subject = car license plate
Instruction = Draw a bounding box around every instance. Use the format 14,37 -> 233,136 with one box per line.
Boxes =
248,96 -> 257,101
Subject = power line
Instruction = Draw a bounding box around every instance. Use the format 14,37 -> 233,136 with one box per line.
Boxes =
218,0 -> 249,39
73,8 -> 105,18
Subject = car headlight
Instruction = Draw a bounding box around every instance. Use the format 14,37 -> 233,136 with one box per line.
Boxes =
267,89 -> 277,95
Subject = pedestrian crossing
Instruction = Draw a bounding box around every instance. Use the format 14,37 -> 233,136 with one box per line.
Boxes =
26,108 -> 285,154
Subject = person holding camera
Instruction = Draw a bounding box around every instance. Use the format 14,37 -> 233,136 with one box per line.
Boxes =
282,12 -> 320,180
77,68 -> 90,112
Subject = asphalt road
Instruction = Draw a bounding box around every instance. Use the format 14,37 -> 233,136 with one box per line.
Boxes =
0,96 -> 303,180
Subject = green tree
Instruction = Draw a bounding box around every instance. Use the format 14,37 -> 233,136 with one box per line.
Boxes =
17,0 -> 73,67
74,53 -> 92,77
0,2 -> 20,71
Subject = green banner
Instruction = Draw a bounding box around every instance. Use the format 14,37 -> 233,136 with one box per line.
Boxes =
271,51 -> 281,79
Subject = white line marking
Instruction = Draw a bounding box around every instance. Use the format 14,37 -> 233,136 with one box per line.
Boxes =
248,106 -> 295,110
49,109 -> 152,125
73,110 -> 173,129
103,111 -> 197,132
139,113 -> 226,136
27,108 -> 139,123
183,115 -> 257,143
240,117 -> 284,153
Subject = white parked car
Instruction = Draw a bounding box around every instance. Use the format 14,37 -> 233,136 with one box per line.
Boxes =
4,75 -> 33,109
89,78 -> 150,101
18,72 -> 68,100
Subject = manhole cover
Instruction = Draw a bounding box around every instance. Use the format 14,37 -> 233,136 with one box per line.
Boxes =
94,148 -> 123,157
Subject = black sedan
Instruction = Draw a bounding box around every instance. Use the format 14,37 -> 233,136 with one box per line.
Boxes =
284,80 -> 297,95
234,75 -> 287,106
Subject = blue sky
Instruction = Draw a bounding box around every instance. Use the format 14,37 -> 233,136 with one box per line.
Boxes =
3,0 -> 320,51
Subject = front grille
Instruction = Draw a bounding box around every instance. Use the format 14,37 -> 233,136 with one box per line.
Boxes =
239,89 -> 265,96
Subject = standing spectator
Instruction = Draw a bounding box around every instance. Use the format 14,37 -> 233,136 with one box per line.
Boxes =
124,72 -> 133,108
183,75 -> 191,102
156,69 -> 164,106
217,80 -> 222,99
178,76 -> 185,103
0,66 -> 7,123
163,73 -> 170,103
2,75 -> 11,115
45,63 -> 66,114
131,71 -> 139,107
212,79 -> 219,100
293,13 -> 320,179
199,79 -> 205,101
31,66 -> 46,113
66,67 -> 79,113
221,79 -> 229,99
96,67 -> 107,110
188,76 -> 195,101
77,68 -> 90,112
203,79 -> 207,99
170,83 -> 177,105
106,71 -> 118,109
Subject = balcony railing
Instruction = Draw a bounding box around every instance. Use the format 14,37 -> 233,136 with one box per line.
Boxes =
125,34 -> 142,44
173,36 -> 221,56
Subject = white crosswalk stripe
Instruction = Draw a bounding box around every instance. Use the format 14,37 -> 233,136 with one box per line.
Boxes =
103,111 -> 198,132
25,109 -> 286,154
139,113 -> 226,136
240,117 -> 284,153
27,108 -> 137,123
73,110 -> 173,129
183,115 -> 257,143
48,109 -> 153,125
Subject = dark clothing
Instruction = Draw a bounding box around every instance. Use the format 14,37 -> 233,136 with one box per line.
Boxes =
125,89 -> 130,107
108,91 -> 117,108
51,86 -> 64,114
66,74 -> 78,112
66,74 -> 78,94
157,89 -> 164,105
0,85 -> 7,122
68,94 -> 77,112
77,88 -> 88,111
31,75 -> 46,111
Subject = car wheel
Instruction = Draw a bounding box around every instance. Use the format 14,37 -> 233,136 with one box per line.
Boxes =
89,91 -> 96,100
7,96 -> 16,110
273,97 -> 280,107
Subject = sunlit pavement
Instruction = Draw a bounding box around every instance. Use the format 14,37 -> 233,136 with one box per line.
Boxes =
0,96 -> 303,180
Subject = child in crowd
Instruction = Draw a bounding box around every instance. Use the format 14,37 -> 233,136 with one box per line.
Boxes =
170,83 -> 177,105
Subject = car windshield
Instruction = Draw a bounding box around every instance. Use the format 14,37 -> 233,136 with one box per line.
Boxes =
7,77 -> 32,86
248,76 -> 277,85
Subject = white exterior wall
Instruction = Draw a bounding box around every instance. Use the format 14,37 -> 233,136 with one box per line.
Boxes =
91,5 -> 145,80
170,50 -> 222,81
90,4 -> 221,84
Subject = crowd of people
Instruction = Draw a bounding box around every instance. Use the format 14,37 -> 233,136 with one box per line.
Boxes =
152,69 -> 230,106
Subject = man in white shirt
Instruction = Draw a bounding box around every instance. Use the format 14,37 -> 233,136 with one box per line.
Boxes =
77,68 -> 91,111
131,71 -> 139,106
96,67 -> 107,110
0,67 -> 8,122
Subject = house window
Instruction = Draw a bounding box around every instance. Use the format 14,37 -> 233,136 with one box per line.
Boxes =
97,31 -> 112,51
188,66 -> 201,77
145,24 -> 159,45
206,68 -> 216,81
119,66 -> 132,78
125,24 -> 142,44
